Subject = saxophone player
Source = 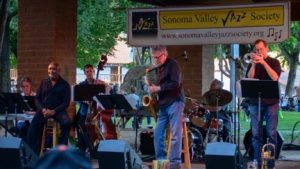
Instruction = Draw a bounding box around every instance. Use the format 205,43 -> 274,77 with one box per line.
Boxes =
149,45 -> 185,169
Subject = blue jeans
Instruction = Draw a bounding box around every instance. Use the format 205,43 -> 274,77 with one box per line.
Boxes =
154,100 -> 184,167
249,103 -> 279,168
298,100 -> 300,112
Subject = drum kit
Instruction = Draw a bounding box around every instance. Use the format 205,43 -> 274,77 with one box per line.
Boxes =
184,89 -> 233,161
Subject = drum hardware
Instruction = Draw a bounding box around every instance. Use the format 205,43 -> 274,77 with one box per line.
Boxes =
188,106 -> 207,128
209,118 -> 223,133
201,89 -> 232,143
185,126 -> 204,161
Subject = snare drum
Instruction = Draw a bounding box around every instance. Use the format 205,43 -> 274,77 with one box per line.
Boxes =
209,118 -> 223,133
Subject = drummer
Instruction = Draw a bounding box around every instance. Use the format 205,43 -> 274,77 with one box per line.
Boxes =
205,79 -> 232,142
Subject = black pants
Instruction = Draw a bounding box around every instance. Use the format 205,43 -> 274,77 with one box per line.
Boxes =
27,111 -> 71,154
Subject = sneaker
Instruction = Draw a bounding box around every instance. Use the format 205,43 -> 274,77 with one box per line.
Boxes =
247,160 -> 258,169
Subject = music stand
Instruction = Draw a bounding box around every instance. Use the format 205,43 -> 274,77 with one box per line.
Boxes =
241,79 -> 280,159
0,93 -> 5,114
241,80 -> 280,120
23,96 -> 37,112
1,93 -> 30,137
93,94 -> 137,148
72,84 -> 106,158
93,94 -> 133,110
72,84 -> 106,101
2,93 -> 31,113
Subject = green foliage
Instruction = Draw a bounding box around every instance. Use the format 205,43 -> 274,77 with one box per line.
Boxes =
270,21 -> 300,64
8,0 -> 18,68
77,0 -> 150,69
239,111 -> 300,141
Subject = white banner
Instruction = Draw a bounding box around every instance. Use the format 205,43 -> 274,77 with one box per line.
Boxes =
127,2 -> 290,46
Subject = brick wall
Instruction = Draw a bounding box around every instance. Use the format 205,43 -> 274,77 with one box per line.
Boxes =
168,45 -> 214,100
18,0 -> 77,91
18,0 -> 77,127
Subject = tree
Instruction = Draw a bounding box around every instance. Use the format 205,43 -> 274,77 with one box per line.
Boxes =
275,21 -> 300,96
0,0 -> 17,92
77,0 -> 149,69
0,0 -> 9,58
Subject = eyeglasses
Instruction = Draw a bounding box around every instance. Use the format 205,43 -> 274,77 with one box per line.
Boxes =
153,53 -> 164,59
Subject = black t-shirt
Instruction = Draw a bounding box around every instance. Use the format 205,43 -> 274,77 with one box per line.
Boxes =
246,56 -> 281,105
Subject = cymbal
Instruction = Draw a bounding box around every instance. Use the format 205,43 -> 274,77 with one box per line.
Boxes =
202,89 -> 232,107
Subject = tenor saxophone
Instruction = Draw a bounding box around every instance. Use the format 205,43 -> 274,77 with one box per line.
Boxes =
142,64 -> 162,121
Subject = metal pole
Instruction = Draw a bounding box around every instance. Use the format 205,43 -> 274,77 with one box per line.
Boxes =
230,44 -> 239,144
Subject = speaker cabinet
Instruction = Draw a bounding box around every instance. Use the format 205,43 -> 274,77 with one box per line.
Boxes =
97,140 -> 142,169
0,137 -> 38,169
205,142 -> 241,169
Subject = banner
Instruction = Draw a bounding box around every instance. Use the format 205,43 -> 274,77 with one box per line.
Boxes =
127,2 -> 290,46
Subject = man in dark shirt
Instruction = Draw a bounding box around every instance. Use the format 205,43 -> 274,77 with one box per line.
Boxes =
246,39 -> 281,169
149,45 -> 184,169
27,61 -> 72,154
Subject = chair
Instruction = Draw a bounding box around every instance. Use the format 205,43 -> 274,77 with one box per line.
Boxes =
40,118 -> 59,155
166,116 -> 191,169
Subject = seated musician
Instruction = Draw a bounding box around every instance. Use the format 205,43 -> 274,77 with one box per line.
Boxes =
27,62 -> 72,154
206,79 -> 232,142
77,64 -> 111,153
11,77 -> 36,141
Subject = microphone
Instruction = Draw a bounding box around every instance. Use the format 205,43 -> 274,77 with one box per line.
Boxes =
184,50 -> 188,62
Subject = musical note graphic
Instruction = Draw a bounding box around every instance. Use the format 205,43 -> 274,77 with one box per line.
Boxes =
267,28 -> 283,41
274,32 -> 278,41
278,30 -> 282,39
267,28 -> 274,37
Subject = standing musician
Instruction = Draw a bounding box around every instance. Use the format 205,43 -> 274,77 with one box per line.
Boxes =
246,39 -> 281,168
149,45 -> 185,169
76,64 -> 111,153
27,62 -> 72,154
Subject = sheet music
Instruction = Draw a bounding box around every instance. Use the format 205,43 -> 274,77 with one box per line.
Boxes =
93,94 -> 106,110
124,94 -> 139,110
241,78 -> 259,81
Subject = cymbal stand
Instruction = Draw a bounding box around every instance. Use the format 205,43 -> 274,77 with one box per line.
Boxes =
215,94 -> 221,142
204,94 -> 221,144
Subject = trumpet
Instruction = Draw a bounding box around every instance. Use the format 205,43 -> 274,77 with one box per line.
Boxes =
261,140 -> 276,169
243,52 -> 261,63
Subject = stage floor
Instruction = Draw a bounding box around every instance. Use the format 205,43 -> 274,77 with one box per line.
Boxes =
91,150 -> 300,169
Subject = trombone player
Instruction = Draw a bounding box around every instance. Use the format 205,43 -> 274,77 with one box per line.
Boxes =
148,45 -> 185,169
246,39 -> 281,169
